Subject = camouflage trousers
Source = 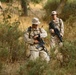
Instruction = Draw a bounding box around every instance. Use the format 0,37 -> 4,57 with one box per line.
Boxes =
50,36 -> 63,62
30,50 -> 50,63
25,44 -> 50,63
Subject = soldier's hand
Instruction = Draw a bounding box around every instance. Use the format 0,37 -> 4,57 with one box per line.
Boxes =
50,29 -> 54,33
60,33 -> 63,37
34,40 -> 39,44
33,35 -> 38,39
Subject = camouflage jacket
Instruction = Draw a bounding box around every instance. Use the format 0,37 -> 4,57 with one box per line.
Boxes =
24,27 -> 47,45
49,18 -> 64,37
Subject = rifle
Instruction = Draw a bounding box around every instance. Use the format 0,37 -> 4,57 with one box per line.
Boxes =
34,34 -> 45,49
28,27 -> 49,53
34,34 -> 49,55
49,21 -> 63,42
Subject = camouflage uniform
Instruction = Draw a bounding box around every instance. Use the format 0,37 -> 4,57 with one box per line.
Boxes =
50,18 -> 64,49
24,25 -> 50,62
49,17 -> 64,62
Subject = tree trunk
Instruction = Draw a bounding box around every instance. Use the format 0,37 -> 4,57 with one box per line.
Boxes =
6,0 -> 10,2
56,0 -> 67,15
6,0 -> 12,2
21,0 -> 28,16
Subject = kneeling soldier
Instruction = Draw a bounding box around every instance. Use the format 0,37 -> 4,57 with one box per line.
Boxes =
24,17 -> 50,62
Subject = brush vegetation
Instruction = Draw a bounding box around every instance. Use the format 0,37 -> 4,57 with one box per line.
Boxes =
0,0 -> 76,75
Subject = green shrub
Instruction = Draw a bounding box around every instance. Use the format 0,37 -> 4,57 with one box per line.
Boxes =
18,59 -> 52,75
43,0 -> 59,21
60,1 -> 76,21
44,0 -> 59,12
0,0 -> 13,2
64,16 -> 76,40
0,0 -> 6,2
0,46 -> 9,61
31,0 -> 43,4
0,21 -> 26,62
18,59 -> 70,75
59,41 -> 76,68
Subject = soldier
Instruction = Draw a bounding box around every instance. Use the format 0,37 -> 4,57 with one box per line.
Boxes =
49,11 -> 64,61
24,17 -> 50,62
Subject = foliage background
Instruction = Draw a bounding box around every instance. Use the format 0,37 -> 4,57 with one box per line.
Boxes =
0,0 -> 76,75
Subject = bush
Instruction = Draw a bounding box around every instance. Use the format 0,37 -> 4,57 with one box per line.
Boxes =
59,41 -> 76,68
31,0 -> 43,4
0,0 -> 6,2
18,58 -> 71,75
43,0 -> 59,21
64,16 -> 76,40
60,1 -> 76,21
0,21 -> 26,62
18,59 -> 52,75
0,46 -> 9,61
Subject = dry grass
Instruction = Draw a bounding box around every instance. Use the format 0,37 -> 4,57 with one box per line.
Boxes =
2,61 -> 25,75
0,2 -> 47,31
0,2 -> 76,75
